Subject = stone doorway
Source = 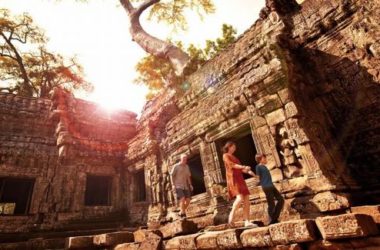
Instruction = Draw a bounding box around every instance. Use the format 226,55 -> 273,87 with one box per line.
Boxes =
216,128 -> 257,180
188,154 -> 206,196
133,170 -> 146,202
85,175 -> 112,206
0,177 -> 34,215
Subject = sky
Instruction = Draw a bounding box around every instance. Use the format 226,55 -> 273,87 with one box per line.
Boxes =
0,0 -> 265,114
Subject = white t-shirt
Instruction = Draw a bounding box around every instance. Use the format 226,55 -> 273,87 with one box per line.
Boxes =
170,163 -> 191,190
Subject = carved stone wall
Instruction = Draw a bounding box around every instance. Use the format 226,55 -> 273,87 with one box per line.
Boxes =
0,0 -> 379,236
0,90 -> 137,232
125,0 -> 380,227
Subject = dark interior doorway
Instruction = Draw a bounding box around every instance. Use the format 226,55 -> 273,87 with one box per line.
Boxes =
216,128 -> 257,180
133,170 -> 146,202
0,177 -> 34,215
85,175 -> 112,206
188,154 -> 206,195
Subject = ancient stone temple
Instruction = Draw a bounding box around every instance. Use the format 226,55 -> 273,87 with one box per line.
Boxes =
1,0 -> 380,249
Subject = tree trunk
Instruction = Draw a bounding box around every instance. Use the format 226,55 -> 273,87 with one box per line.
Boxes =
120,0 -> 190,76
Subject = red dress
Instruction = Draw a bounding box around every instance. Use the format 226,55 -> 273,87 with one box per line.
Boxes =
223,153 -> 250,199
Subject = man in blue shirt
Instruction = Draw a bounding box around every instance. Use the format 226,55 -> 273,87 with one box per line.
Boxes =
255,153 -> 284,225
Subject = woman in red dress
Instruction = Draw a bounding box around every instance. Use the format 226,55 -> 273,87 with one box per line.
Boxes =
223,141 -> 256,227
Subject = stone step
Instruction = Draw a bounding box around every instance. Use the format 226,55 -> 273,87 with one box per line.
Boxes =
93,231 -> 134,247
316,213 -> 379,240
161,214 -> 380,249
65,235 -> 95,249
159,219 -> 198,239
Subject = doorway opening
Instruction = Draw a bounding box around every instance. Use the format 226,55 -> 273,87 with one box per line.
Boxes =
188,154 -> 206,195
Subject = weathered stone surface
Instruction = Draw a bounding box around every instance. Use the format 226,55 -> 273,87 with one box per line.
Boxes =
311,192 -> 350,212
265,108 -> 286,126
351,205 -> 380,223
316,214 -> 379,240
196,231 -> 221,249
164,233 -> 202,250
159,220 -> 198,239
133,229 -> 162,243
216,228 -> 244,249
65,235 -> 94,249
93,231 -> 134,246
139,230 -> 163,250
240,226 -> 273,248
114,242 -> 140,250
269,219 -> 317,245
2,0 -> 380,241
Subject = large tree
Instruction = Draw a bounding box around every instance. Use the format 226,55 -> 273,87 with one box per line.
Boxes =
0,9 -> 92,98
135,24 -> 237,98
119,0 -> 215,78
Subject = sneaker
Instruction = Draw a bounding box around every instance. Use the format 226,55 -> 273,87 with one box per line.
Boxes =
244,221 -> 258,228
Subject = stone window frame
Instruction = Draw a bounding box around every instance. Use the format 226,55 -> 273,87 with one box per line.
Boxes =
0,176 -> 35,215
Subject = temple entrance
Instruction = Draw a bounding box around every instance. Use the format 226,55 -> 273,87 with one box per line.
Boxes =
133,170 -> 146,202
188,154 -> 206,195
85,175 -> 112,206
0,177 -> 34,215
216,128 -> 257,180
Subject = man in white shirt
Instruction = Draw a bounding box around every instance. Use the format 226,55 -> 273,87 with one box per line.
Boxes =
170,154 -> 193,218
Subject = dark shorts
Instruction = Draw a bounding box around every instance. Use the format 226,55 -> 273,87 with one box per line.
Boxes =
175,188 -> 191,200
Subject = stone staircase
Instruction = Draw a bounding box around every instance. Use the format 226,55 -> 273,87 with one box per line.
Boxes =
1,205 -> 380,249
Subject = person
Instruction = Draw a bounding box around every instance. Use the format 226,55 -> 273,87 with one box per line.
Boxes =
255,153 -> 284,225
170,154 -> 193,218
222,141 -> 257,228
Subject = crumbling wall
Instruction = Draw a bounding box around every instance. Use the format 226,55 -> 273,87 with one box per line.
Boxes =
0,90 -> 137,232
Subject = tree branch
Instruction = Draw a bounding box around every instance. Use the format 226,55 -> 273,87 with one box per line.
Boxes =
120,0 -> 190,77
119,0 -> 135,14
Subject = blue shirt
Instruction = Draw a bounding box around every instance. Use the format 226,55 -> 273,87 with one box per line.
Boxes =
255,164 -> 273,187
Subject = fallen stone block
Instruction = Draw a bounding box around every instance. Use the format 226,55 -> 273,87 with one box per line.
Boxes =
316,214 -> 379,240
94,231 -> 134,246
164,233 -> 202,249
196,231 -> 222,249
240,226 -> 273,248
133,229 -> 162,242
351,205 -> 380,223
269,219 -> 317,245
139,230 -> 163,250
65,235 -> 94,249
216,228 -> 244,249
114,242 -> 140,250
160,219 -> 198,239
312,191 -> 350,212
